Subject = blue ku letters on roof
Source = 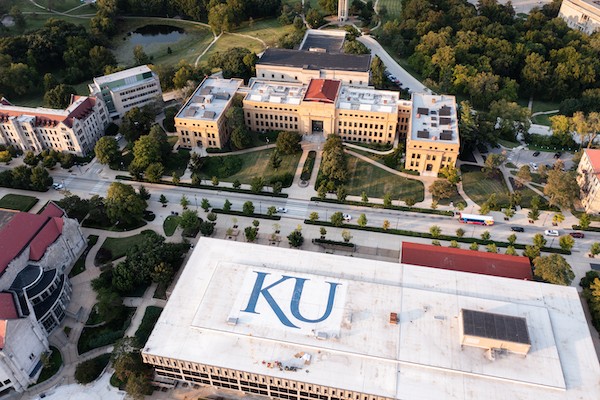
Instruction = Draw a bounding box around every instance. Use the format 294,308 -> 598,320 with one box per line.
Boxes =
241,271 -> 341,329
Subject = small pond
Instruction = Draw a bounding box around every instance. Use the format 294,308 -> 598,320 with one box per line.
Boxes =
128,25 -> 186,45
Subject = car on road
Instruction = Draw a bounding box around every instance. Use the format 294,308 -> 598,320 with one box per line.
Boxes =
544,229 -> 559,237
115,134 -> 123,141
529,162 -> 538,171
554,152 -> 562,159
52,183 -> 63,190
511,226 -> 524,232
276,207 -> 288,213
343,213 -> 352,221
570,232 -> 585,238
532,151 -> 540,157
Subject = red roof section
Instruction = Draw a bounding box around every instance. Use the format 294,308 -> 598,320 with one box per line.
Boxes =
584,149 -> 600,174
0,293 -> 17,321
0,204 -> 65,273
304,79 -> 340,103
0,95 -> 96,128
401,242 -> 532,280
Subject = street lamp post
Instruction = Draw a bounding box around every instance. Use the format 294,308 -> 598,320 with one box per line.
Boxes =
259,201 -> 262,214
194,195 -> 198,210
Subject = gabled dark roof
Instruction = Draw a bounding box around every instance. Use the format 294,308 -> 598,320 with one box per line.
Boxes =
258,49 -> 371,72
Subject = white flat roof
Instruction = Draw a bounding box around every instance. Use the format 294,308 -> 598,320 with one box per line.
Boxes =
337,85 -> 400,113
246,80 -> 307,106
144,239 -> 600,400
93,65 -> 152,86
176,78 -> 242,121
410,93 -> 459,144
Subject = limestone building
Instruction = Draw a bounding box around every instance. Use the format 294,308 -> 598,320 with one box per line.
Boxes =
256,48 -> 371,86
142,239 -> 600,400
404,93 -> 460,175
559,0 -> 600,34
174,78 -> 243,149
577,148 -> 600,213
89,65 -> 162,121
0,203 -> 85,394
338,0 -> 349,21
0,95 -> 109,157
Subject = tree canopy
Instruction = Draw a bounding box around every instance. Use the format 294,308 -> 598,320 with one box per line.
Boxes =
105,182 -> 147,225
533,254 -> 575,285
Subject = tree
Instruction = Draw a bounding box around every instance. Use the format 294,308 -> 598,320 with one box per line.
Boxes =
580,213 -> 591,229
507,233 -> 517,245
131,135 -> 161,172
370,56 -> 385,88
251,176 -> 265,193
120,105 -> 156,142
180,210 -> 200,236
533,254 -> 575,285
515,165 -> 532,188
172,172 -> 180,184
439,165 -> 460,184
486,244 -> 498,253
44,84 -> 77,109
317,184 -> 327,199
341,229 -> 353,242
42,155 -> 57,169
306,8 -> 324,28
309,212 -> 319,221
482,153 -> 506,177
528,208 -> 540,223
405,197 -> 416,207
276,131 -> 302,154
207,47 -> 257,82
553,213 -> 565,226
199,220 -> 215,236
159,194 -> 168,207
383,192 -> 392,207
357,213 -> 367,227
23,151 -> 38,166
105,182 -> 147,225
270,150 -> 283,169
137,185 -> 150,201
223,199 -> 232,211
429,225 -> 441,238
331,211 -> 344,227
267,206 -> 277,216
180,195 -> 190,210
429,179 -> 454,199
243,201 -> 255,215
533,233 -> 547,248
337,186 -> 347,201
133,45 -> 150,66
503,208 -> 515,220
523,245 -> 541,260
559,235 -> 575,251
318,0 -> 337,14
212,176 -> 220,186
201,198 -> 211,212
590,242 -> 600,257
144,162 -> 164,183
75,357 -> 107,384
30,166 -> 52,191
9,6 -> 25,31
344,40 -> 370,55
383,220 -> 390,230
361,191 -> 369,204
244,226 -> 258,242
207,212 -> 217,222
319,227 -> 327,237
455,228 -> 465,237
320,135 -> 348,183
544,169 -> 579,209
470,242 -> 479,251
288,229 -> 304,248
505,246 -> 517,256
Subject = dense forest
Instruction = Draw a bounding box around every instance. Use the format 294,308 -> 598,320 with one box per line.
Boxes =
378,0 -> 600,113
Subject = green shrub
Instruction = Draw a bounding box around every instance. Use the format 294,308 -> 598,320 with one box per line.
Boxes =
74,354 -> 111,384
135,306 -> 163,347
269,172 -> 294,188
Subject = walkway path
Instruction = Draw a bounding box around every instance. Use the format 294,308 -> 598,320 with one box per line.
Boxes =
343,142 -> 395,155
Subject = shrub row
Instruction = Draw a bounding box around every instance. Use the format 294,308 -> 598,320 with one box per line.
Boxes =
212,208 -> 281,220
310,197 -> 454,217
312,238 -> 355,248
304,220 -> 571,255
572,225 -> 600,232
115,175 -> 288,198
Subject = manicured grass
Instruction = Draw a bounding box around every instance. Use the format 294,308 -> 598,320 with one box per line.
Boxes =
435,186 -> 466,207
378,0 -> 402,19
134,306 -> 163,347
98,230 -> 156,262
202,148 -> 302,184
35,346 -> 62,385
497,139 -> 520,149
531,113 -> 554,126
163,215 -> 180,237
164,149 -> 190,178
112,19 -> 214,67
0,194 -> 38,211
460,164 -> 510,206
531,99 -> 561,114
77,307 -> 135,354
345,156 -> 425,201
235,18 -> 296,47
199,32 -> 264,64
69,235 -> 99,278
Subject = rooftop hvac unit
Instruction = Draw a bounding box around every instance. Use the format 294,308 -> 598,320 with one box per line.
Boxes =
390,312 -> 398,324
227,317 -> 238,326
316,331 -> 328,340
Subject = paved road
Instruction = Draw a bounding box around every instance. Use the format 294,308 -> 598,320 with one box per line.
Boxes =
357,35 -> 430,94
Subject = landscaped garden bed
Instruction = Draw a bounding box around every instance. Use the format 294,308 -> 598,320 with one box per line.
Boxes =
0,193 -> 38,211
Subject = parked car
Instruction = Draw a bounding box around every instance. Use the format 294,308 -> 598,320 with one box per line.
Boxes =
343,213 -> 352,221
511,226 -> 524,232
276,207 -> 288,213
529,162 -> 538,171
115,133 -> 123,141
554,152 -> 562,159
52,183 -> 63,190
544,229 -> 559,237
532,151 -> 540,157
570,232 -> 585,238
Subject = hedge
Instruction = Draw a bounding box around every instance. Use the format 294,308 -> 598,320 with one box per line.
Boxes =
212,208 -> 281,220
311,197 -> 454,216
115,175 -> 288,198
304,220 -> 571,255
572,225 -> 600,232
312,238 -> 355,248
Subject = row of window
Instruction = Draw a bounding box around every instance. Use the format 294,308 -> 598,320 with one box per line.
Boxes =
340,137 -> 386,144
412,144 -> 455,151
252,121 -> 299,130
338,130 -> 392,139
119,83 -> 158,97
409,153 -> 453,163
180,130 -> 217,139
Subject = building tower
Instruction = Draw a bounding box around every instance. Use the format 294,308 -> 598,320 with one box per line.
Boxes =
338,0 -> 349,21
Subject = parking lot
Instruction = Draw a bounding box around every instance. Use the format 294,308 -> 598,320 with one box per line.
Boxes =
504,146 -> 576,171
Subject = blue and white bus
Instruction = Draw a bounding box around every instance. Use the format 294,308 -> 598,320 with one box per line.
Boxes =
458,213 -> 494,226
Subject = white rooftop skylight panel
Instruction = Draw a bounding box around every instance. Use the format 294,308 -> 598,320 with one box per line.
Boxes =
249,94 -> 262,102
289,98 -> 301,105
270,96 -> 282,104
359,104 -> 371,111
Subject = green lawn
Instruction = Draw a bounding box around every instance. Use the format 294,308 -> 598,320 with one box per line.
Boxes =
134,306 -> 163,347
235,18 -> 296,48
199,32 -> 264,64
77,307 -> 135,354
378,0 -> 402,19
98,230 -> 156,261
201,148 -> 302,184
111,19 -> 214,67
163,149 -> 190,178
531,113 -> 555,126
345,156 -> 424,201
34,346 -> 62,385
461,165 -> 510,206
163,215 -> 180,237
69,235 -> 99,278
0,194 -> 38,211
435,186 -> 466,207
531,99 -> 561,114
497,139 -> 520,149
